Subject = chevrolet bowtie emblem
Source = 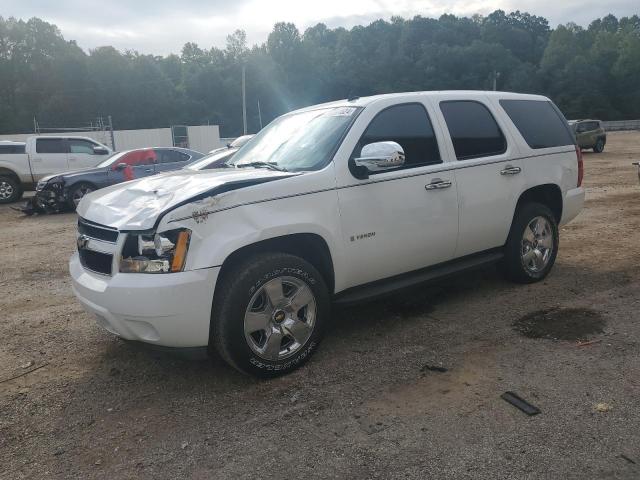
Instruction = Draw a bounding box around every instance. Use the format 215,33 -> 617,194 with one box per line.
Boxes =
77,234 -> 89,250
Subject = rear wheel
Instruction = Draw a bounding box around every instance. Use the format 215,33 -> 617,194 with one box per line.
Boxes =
211,253 -> 329,378
0,176 -> 22,204
68,183 -> 95,209
503,203 -> 559,284
593,138 -> 605,153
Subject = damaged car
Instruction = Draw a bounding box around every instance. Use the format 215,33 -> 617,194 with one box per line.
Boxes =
70,91 -> 584,378
24,147 -> 203,214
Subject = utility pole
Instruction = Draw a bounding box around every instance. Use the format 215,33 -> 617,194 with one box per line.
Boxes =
257,99 -> 263,130
242,64 -> 247,135
493,71 -> 500,91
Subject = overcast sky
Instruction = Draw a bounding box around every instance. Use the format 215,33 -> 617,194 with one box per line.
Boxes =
3,0 -> 638,55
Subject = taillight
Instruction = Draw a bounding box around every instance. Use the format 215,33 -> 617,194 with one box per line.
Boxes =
576,145 -> 583,187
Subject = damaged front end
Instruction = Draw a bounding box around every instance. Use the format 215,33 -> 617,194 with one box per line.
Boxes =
20,177 -> 71,215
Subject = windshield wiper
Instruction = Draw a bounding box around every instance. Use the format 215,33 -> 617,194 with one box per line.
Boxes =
235,161 -> 288,172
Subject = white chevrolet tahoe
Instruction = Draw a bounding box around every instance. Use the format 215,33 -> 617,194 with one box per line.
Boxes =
0,136 -> 112,203
70,91 -> 584,377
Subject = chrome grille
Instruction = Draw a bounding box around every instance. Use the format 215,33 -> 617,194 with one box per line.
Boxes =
78,218 -> 118,243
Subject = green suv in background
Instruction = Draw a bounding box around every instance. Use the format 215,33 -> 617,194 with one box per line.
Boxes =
569,119 -> 607,153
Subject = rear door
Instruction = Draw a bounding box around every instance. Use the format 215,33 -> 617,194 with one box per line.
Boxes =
67,138 -> 108,169
434,96 -> 525,258
153,149 -> 192,173
30,138 -> 69,178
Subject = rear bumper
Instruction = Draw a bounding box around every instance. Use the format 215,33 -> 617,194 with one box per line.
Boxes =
560,186 -> 585,226
70,253 -> 220,347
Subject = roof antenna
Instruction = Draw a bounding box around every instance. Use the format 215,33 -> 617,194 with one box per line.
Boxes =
347,94 -> 360,102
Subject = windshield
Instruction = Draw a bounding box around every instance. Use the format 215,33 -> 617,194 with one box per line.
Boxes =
185,149 -> 237,171
228,106 -> 360,172
97,151 -> 129,168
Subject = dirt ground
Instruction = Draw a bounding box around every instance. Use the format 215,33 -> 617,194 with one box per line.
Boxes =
1,132 -> 639,479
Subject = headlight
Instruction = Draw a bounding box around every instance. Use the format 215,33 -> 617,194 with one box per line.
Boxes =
119,229 -> 191,273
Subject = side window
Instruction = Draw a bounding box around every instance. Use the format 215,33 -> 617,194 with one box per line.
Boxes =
36,138 -> 67,154
68,139 -> 97,154
500,100 -> 575,149
440,101 -> 507,160
354,103 -> 441,170
157,150 -> 190,164
0,144 -> 25,154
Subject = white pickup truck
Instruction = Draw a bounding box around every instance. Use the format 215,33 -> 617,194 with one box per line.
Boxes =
70,91 -> 584,377
0,136 -> 112,203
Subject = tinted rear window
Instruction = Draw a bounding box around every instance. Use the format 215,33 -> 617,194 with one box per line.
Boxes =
500,100 -> 574,149
440,101 -> 506,160
36,138 -> 67,153
0,144 -> 25,154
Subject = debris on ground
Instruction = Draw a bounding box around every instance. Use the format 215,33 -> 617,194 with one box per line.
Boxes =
595,402 -> 612,412
420,364 -> 448,373
619,454 -> 636,465
20,361 -> 34,369
577,339 -> 602,347
501,391 -> 541,416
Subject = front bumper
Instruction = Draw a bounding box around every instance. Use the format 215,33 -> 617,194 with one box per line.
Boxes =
560,186 -> 585,226
70,253 -> 220,347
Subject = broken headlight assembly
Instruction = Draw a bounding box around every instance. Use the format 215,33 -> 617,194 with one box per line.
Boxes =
119,229 -> 191,273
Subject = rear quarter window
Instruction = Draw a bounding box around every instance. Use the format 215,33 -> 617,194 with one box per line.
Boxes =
500,100 -> 574,149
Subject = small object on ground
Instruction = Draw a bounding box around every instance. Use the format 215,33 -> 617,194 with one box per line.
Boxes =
0,362 -> 49,384
619,454 -> 636,465
577,339 -> 602,347
181,442 -> 189,449
421,364 -> 448,373
20,361 -> 34,369
501,391 -> 541,416
595,402 -> 612,412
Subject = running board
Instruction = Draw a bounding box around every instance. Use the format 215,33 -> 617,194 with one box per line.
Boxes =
333,250 -> 504,306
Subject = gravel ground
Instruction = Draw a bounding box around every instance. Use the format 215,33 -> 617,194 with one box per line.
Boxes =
1,132 -> 639,479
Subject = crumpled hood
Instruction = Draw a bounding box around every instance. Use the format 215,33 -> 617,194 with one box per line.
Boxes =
76,168 -> 296,231
39,167 -> 107,184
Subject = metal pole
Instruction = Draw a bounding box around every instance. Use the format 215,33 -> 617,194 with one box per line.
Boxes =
108,115 -> 116,150
242,65 -> 247,135
257,99 -> 263,130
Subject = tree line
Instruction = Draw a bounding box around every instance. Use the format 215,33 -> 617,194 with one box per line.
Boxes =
0,11 -> 639,136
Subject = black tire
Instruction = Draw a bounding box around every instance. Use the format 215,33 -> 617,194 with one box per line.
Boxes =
67,182 -> 95,210
210,252 -> 329,378
593,138 -> 605,153
0,176 -> 23,204
503,202 -> 559,284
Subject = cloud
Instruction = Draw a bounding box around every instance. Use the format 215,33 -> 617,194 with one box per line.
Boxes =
2,0 -> 637,55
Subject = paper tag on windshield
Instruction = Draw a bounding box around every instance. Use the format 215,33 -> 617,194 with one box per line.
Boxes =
326,107 -> 358,117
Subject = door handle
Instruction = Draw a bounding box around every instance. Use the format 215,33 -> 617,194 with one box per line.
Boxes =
425,179 -> 452,190
500,165 -> 521,175
144,168 -> 153,173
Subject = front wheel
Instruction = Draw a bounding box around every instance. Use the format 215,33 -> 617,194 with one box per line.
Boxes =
503,203 -> 559,284
210,253 -> 329,378
68,183 -> 95,209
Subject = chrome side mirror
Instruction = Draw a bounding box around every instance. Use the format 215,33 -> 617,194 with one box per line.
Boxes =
354,141 -> 405,173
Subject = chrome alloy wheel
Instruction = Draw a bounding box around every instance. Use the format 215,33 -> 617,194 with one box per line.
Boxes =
72,185 -> 94,207
0,180 -> 14,200
243,276 -> 317,361
521,216 -> 553,274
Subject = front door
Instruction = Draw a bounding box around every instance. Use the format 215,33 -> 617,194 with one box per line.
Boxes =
66,138 -> 107,169
335,102 -> 459,289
